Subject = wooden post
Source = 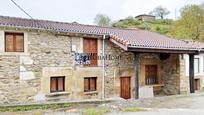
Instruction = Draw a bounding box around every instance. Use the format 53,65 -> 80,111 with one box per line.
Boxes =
189,54 -> 195,93
134,53 -> 140,99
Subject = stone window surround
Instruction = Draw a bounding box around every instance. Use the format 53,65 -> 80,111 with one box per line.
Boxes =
41,67 -> 73,95
0,30 -> 29,55
140,55 -> 162,86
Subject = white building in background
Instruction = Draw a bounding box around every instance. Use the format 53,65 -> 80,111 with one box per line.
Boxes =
184,54 -> 204,90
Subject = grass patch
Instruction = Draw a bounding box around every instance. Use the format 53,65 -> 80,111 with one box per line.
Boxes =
0,103 -> 73,112
123,107 -> 147,112
83,108 -> 110,115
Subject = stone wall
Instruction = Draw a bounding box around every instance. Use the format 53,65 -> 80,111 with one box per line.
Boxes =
104,40 -> 135,98
139,54 -> 182,95
0,29 -> 136,105
160,54 -> 180,95
0,28 -> 190,105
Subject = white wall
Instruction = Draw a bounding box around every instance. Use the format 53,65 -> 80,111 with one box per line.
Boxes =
184,54 -> 204,83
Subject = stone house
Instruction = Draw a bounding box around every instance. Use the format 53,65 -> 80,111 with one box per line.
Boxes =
0,16 -> 203,105
135,14 -> 156,21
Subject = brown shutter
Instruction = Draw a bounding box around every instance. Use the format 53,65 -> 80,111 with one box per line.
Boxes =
50,78 -> 57,92
83,38 -> 98,66
84,78 -> 89,92
90,39 -> 97,66
5,34 -> 14,52
145,65 -> 158,85
15,34 -> 24,52
90,78 -> 96,91
58,77 -> 64,91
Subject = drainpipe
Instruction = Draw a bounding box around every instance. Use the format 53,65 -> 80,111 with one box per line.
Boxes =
102,34 -> 106,99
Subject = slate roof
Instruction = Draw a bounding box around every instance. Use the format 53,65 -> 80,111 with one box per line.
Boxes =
0,15 -> 203,52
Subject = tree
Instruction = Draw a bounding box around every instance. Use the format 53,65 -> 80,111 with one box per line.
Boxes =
170,5 -> 204,41
94,14 -> 111,27
149,5 -> 170,19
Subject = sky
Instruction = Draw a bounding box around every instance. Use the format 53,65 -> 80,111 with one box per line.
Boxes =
0,0 -> 203,24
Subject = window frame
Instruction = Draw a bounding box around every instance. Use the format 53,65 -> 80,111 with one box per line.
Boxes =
50,76 -> 65,93
145,65 -> 158,85
194,58 -> 200,74
5,32 -> 24,52
84,77 -> 97,92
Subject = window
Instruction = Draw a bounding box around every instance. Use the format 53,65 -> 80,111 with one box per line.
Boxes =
84,77 -> 97,92
50,76 -> 65,93
5,32 -> 24,52
145,65 -> 158,85
194,58 -> 200,74
83,38 -> 98,66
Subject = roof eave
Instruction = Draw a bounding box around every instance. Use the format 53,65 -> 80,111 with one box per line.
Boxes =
110,38 -> 128,51
127,46 -> 200,54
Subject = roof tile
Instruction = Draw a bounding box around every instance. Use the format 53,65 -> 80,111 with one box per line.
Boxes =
0,15 -> 203,51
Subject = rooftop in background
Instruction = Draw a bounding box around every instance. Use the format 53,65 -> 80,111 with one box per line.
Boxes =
135,14 -> 156,18
135,14 -> 156,22
0,15 -> 203,53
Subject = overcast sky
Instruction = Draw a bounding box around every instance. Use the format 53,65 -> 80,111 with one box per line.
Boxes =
0,0 -> 203,24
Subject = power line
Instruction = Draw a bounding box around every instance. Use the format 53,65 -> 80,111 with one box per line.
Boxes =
10,0 -> 33,19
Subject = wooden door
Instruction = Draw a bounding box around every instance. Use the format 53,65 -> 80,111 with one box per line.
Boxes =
83,38 -> 98,66
194,79 -> 200,90
120,77 -> 131,99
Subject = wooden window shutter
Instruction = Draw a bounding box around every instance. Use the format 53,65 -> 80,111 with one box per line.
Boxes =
84,78 -> 89,92
83,38 -> 98,66
58,77 -> 64,91
15,34 -> 24,52
145,65 -> 158,85
50,78 -> 57,92
90,78 -> 96,91
5,34 -> 14,52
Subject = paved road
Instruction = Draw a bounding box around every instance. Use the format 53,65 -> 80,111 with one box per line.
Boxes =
43,108 -> 204,115
2,93 -> 204,115
107,109 -> 204,115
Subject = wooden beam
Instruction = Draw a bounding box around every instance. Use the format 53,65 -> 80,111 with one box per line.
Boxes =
134,53 -> 140,99
110,38 -> 128,51
189,54 -> 195,93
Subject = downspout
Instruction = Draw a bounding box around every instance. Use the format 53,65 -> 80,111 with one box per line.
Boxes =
102,34 -> 106,99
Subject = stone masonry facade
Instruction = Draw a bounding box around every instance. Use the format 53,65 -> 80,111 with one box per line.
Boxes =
0,28 -> 190,105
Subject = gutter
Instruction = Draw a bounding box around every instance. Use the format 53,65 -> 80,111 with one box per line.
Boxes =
102,34 -> 106,99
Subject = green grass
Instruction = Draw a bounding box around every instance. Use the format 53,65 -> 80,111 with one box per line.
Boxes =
112,19 -> 174,36
0,103 -> 73,112
123,107 -> 147,112
83,108 -> 110,115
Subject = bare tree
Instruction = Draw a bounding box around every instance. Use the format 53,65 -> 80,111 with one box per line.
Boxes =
149,5 -> 170,19
94,14 -> 111,27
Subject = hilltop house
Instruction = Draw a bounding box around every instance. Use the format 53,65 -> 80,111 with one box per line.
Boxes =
0,16 -> 203,105
135,14 -> 156,21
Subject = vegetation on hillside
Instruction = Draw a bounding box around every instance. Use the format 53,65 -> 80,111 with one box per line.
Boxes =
170,4 -> 204,41
112,16 -> 173,35
94,4 -> 204,41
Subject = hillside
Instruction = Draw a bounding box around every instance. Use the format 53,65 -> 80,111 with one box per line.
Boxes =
112,17 -> 174,36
